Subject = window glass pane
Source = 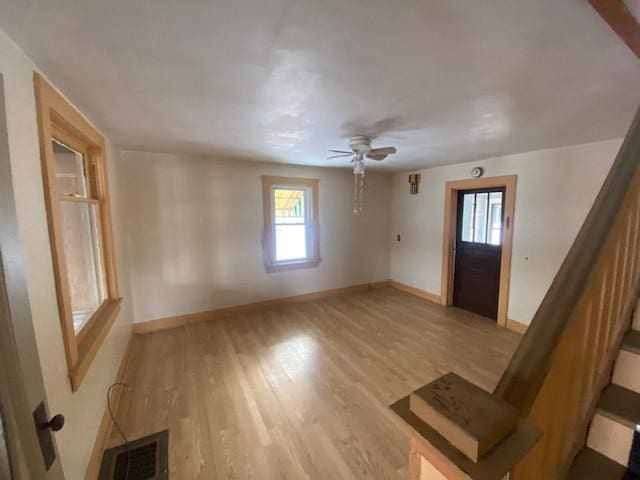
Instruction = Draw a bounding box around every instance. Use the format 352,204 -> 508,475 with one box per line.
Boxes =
461,193 -> 475,242
275,225 -> 307,261
473,193 -> 488,243
274,188 -> 305,224
273,187 -> 309,262
60,201 -> 106,332
52,139 -> 87,197
488,192 -> 503,245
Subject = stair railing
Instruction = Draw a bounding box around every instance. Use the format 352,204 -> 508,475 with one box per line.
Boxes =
494,105 -> 640,478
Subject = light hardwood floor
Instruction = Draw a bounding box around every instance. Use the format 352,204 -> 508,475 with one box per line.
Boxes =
108,287 -> 521,479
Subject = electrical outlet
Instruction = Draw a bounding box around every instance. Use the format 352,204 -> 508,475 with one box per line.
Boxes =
397,234 -> 401,242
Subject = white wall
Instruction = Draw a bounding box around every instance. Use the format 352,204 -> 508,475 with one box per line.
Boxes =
0,28 -> 134,479
390,139 -> 622,325
118,151 -> 392,323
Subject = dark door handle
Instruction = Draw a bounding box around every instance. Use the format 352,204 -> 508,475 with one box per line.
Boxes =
38,413 -> 65,432
33,401 -> 61,470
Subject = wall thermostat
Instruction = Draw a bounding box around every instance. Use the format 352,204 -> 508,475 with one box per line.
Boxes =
471,167 -> 484,178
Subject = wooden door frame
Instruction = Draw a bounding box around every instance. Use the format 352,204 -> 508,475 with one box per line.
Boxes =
440,175 -> 517,328
0,73 -> 63,478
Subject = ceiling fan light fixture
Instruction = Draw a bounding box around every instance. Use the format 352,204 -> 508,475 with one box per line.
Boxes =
327,135 -> 398,214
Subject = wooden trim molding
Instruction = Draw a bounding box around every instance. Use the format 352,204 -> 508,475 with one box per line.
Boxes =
34,73 -> 121,391
261,175 -> 321,273
84,331 -> 136,480
440,175 -> 517,329
265,259 -> 321,274
72,299 -> 122,389
389,280 -> 442,304
134,281 -> 391,335
507,318 -> 528,335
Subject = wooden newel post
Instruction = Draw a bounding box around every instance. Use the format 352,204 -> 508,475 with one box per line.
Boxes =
391,373 -> 541,480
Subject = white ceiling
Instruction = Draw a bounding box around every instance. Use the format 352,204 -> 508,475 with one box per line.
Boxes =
1,0 -> 639,171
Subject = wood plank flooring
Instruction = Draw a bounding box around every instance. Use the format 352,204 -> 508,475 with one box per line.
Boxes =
107,287 -> 521,479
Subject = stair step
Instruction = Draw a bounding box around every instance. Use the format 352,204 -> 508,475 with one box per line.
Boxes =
598,384 -> 640,428
612,345 -> 640,393
621,330 -> 640,354
587,413 -> 633,465
567,448 -> 627,480
587,385 -> 640,464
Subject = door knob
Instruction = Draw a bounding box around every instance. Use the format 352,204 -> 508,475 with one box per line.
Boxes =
33,401 -> 62,470
39,413 -> 65,432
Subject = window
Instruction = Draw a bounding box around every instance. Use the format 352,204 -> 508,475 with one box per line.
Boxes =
262,176 -> 320,272
54,140 -> 108,332
460,190 -> 504,246
35,74 -> 121,391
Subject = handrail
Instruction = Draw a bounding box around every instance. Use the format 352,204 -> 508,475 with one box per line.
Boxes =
493,105 -> 640,478
495,106 -> 640,412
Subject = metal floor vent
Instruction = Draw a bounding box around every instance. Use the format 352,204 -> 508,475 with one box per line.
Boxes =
98,430 -> 168,480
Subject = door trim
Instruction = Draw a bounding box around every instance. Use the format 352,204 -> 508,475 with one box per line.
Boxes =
0,73 -> 63,478
441,175 -> 517,328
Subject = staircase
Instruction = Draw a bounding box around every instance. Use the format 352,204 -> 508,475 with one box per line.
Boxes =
569,301 -> 640,479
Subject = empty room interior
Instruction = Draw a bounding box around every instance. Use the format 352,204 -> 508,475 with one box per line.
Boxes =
1,1 -> 640,479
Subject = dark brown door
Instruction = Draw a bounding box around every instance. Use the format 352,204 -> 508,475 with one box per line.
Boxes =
453,188 -> 505,320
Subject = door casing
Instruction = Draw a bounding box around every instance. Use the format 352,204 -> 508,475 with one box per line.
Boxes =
441,175 -> 517,328
0,73 -> 64,478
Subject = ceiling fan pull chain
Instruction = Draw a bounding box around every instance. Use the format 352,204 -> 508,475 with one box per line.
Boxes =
358,172 -> 365,213
353,172 -> 359,214
352,153 -> 365,214
352,159 -> 365,214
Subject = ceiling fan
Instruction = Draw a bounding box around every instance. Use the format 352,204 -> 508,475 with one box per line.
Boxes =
328,136 -> 398,213
328,135 -> 397,162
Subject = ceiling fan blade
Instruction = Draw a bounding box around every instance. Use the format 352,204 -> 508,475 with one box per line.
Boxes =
329,149 -> 353,154
369,146 -> 397,156
366,153 -> 388,161
327,153 -> 354,159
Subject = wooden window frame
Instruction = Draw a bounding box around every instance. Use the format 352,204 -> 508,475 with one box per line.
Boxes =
34,73 -> 121,391
261,176 -> 320,273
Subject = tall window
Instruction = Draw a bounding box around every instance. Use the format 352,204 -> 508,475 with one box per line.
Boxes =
262,176 -> 320,272
35,74 -> 121,391
53,140 -> 107,332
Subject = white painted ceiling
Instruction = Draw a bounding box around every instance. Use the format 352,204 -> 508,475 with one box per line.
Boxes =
1,0 -> 639,171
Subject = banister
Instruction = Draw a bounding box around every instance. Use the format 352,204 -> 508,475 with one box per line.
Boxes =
494,106 -> 640,414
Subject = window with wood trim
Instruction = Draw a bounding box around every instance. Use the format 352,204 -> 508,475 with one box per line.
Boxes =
262,176 -> 320,273
34,73 -> 121,391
